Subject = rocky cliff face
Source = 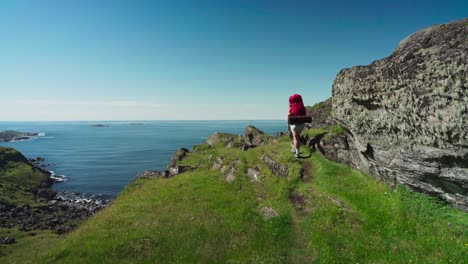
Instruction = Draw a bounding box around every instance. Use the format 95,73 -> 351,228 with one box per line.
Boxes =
331,19 -> 468,210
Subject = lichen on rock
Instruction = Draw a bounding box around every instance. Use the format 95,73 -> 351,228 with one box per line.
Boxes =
331,18 -> 468,210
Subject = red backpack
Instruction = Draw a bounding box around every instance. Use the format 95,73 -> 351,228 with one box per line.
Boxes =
289,94 -> 306,116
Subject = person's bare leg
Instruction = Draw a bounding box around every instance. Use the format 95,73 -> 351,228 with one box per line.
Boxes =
291,130 -> 300,156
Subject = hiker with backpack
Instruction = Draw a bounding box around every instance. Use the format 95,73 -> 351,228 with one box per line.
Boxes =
288,94 -> 309,158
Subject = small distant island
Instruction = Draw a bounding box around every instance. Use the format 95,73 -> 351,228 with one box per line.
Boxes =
91,123 -> 144,127
0,131 -> 39,142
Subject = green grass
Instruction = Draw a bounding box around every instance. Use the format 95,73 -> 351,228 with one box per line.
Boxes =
301,124 -> 345,138
29,142 -> 310,263
308,98 -> 331,111
0,228 -> 62,263
297,154 -> 468,263
0,147 -> 64,261
0,146 -> 49,206
40,171 -> 295,263
205,132 -> 241,148
326,124 -> 345,135
3,138 -> 467,263
306,98 -> 332,117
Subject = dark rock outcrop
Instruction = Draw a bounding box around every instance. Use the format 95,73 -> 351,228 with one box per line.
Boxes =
307,133 -> 362,170
0,199 -> 105,234
240,126 -> 274,150
204,126 -> 273,151
133,170 -> 170,181
306,98 -> 336,129
260,155 -> 288,178
0,236 -> 16,245
133,148 -> 194,182
36,188 -> 57,200
332,18 -> 468,210
243,126 -> 267,146
167,148 -> 192,176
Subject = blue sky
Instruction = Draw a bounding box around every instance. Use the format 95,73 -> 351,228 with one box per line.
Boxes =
0,0 -> 466,120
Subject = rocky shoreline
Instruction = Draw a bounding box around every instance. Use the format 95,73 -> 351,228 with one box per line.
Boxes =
0,131 -> 41,142
0,156 -> 108,240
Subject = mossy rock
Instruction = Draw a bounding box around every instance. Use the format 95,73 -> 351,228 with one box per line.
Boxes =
205,132 -> 239,148
192,143 -> 211,152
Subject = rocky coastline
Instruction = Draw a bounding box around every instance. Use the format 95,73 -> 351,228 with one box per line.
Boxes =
0,155 -> 107,243
2,18 -> 467,249
0,131 -> 41,142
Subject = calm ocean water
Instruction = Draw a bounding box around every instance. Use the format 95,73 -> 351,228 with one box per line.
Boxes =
0,121 -> 286,199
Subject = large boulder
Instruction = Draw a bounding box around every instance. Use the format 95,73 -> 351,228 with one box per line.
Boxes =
242,125 -> 273,147
36,188 -> 57,200
332,19 -> 468,210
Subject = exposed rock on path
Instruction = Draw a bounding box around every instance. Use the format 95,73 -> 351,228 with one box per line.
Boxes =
260,155 -> 288,178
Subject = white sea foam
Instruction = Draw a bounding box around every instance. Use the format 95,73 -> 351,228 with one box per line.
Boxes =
49,170 -> 67,182
8,132 -> 47,142
10,139 -> 29,142
55,191 -> 108,206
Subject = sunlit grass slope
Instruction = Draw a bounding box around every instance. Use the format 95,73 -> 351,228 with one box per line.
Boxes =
0,147 -> 63,260
0,146 -> 49,206
18,137 -> 467,263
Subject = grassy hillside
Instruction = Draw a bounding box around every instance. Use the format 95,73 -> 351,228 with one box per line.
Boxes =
5,134 -> 462,263
0,147 -> 49,206
0,147 -> 64,259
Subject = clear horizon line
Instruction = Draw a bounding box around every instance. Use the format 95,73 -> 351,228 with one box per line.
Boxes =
0,119 -> 286,122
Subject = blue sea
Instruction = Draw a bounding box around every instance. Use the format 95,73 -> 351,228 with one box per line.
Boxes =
0,121 -> 286,199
